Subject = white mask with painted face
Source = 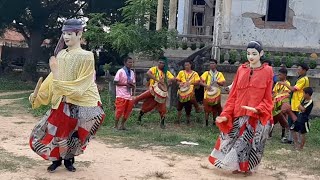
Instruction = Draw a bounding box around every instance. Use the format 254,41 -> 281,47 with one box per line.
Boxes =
62,31 -> 82,48
247,48 -> 263,68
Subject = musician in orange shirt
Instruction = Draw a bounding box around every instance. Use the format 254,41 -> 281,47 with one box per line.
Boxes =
134,57 -> 175,129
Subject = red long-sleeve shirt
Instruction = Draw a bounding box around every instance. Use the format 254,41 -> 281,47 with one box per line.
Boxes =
217,64 -> 274,133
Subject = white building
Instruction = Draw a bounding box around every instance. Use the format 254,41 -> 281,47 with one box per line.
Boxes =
162,0 -> 320,60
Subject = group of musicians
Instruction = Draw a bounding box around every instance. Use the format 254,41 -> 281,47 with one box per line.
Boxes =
113,56 -> 226,129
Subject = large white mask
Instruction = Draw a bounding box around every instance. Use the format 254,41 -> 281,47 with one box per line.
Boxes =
62,31 -> 82,48
247,48 -> 263,67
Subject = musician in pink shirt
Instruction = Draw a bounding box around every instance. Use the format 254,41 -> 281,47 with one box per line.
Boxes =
114,57 -> 136,130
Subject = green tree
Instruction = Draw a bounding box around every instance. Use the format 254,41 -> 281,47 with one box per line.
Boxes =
83,13 -> 125,76
0,0 -> 127,80
106,0 -> 176,58
83,13 -> 110,49
0,0 -> 88,80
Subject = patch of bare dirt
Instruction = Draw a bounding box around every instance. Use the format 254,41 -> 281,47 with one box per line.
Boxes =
0,99 -> 16,106
0,90 -> 32,97
0,114 -> 318,180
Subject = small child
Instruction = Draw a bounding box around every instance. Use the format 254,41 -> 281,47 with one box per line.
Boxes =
290,87 -> 314,150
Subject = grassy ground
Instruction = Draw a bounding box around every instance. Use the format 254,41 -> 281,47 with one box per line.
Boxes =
97,90 -> 320,176
0,74 -> 319,175
0,73 -> 34,92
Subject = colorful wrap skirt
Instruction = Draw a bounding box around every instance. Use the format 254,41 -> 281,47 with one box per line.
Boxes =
209,116 -> 271,172
29,102 -> 105,161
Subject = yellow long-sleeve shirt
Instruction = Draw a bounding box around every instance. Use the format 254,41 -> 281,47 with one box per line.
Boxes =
31,48 -> 101,109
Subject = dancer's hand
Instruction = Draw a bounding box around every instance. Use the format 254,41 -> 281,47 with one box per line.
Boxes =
49,56 -> 59,79
216,116 -> 227,123
241,106 -> 258,113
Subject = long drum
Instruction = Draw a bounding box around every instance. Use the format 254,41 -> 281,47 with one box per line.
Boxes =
178,85 -> 194,103
150,82 -> 168,103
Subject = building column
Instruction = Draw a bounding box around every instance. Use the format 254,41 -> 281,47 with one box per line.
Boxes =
222,0 -> 232,44
183,0 -> 192,34
177,0 -> 185,34
177,0 -> 191,34
212,0 -> 223,62
156,0 -> 164,30
168,0 -> 178,30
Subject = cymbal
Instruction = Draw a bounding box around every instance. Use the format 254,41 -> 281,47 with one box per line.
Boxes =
33,77 -> 43,98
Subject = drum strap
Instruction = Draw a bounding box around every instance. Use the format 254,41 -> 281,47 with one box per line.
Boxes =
156,67 -> 168,86
206,71 -> 219,85
184,71 -> 195,82
123,66 -> 132,94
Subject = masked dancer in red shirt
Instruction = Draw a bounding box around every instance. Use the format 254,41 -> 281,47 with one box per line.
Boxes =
208,41 -> 273,176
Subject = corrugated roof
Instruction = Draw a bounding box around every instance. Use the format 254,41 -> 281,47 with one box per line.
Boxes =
0,29 -> 28,47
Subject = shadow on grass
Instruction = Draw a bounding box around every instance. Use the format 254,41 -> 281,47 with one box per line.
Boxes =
0,148 -> 38,172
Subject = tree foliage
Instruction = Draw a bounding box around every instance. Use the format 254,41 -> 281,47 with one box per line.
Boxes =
0,0 -> 87,80
83,13 -> 110,49
0,0 -> 126,80
121,0 -> 157,26
106,0 -> 177,58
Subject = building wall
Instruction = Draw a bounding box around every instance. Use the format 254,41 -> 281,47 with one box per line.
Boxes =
177,0 -> 216,35
190,4 -> 215,35
226,0 -> 320,51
